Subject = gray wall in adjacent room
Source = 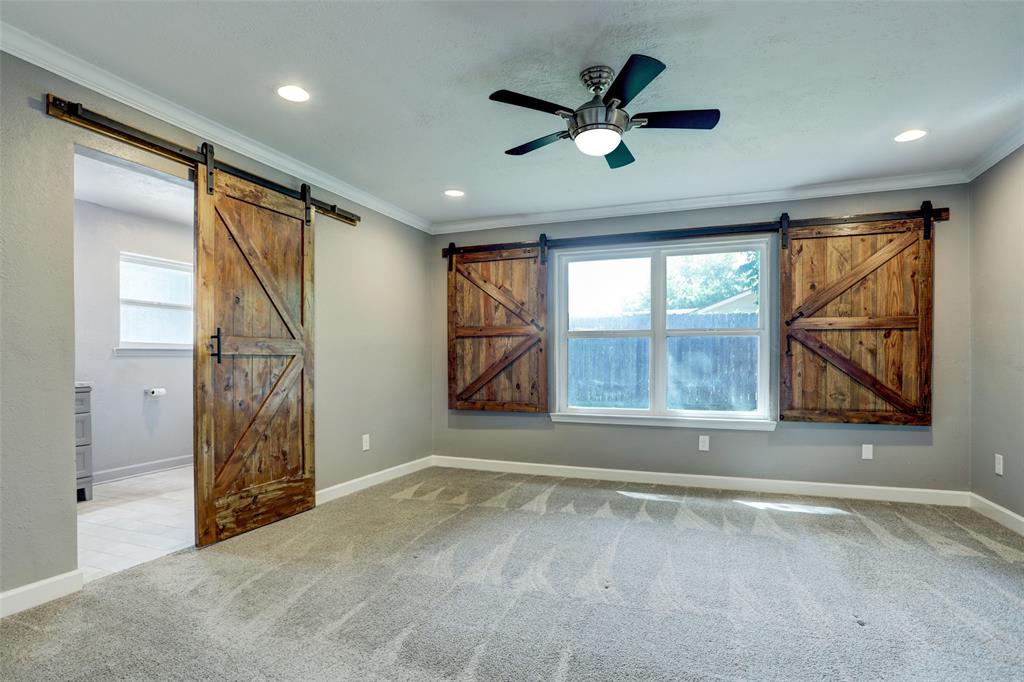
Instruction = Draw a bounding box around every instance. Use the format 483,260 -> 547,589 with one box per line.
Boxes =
0,53 -> 432,592
969,146 -> 1024,516
74,199 -> 194,480
432,185 -> 973,492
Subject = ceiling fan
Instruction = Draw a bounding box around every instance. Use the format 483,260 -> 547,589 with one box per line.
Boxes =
489,54 -> 720,169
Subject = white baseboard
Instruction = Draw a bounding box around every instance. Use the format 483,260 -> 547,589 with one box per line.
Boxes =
315,456 -> 434,506
93,455 -> 192,484
970,493 -> 1024,535
429,455 -> 973,507
0,569 -> 83,618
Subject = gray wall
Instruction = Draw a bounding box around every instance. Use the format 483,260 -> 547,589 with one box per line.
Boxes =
432,186 -> 973,492
969,147 -> 1024,516
74,200 -> 194,480
0,53 -> 432,592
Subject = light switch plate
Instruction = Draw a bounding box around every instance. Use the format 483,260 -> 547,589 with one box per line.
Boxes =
995,453 -> 1004,476
862,444 -> 873,460
362,434 -> 370,452
698,435 -> 710,452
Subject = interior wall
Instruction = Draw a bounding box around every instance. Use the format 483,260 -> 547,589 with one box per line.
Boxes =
74,199 -> 194,480
968,146 -> 1024,516
432,185 -> 972,492
0,53 -> 432,593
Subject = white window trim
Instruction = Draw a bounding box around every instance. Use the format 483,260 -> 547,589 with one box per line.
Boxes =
117,252 -> 194,353
551,236 -> 776,431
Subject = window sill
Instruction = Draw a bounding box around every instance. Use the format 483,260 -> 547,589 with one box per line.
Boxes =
114,346 -> 192,357
549,412 -> 777,431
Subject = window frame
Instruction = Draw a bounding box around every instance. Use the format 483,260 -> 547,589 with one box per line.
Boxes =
117,252 -> 194,353
550,235 -> 776,431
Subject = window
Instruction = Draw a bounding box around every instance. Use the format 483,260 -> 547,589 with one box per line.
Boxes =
118,253 -> 193,349
552,236 -> 774,430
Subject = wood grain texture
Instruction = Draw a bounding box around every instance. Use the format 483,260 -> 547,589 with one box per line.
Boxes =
789,328 -> 916,414
787,230 -> 919,324
194,169 -> 314,546
780,215 -> 933,425
448,248 -> 547,412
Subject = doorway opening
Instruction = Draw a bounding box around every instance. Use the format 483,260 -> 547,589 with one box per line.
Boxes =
73,147 -> 196,583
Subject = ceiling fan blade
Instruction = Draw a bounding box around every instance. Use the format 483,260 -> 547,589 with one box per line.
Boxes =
603,54 -> 666,108
490,90 -> 573,116
505,132 -> 567,156
633,109 -> 721,130
605,141 -> 635,169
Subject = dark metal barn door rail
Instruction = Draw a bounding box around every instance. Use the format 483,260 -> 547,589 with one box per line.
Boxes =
442,203 -> 949,267
46,94 -> 360,226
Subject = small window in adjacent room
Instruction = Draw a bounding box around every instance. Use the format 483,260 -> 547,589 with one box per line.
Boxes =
118,252 -> 193,348
552,236 -> 774,430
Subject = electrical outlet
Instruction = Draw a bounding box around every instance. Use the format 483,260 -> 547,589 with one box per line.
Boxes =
698,435 -> 710,452
995,453 -> 1004,476
862,444 -> 873,460
362,434 -> 370,452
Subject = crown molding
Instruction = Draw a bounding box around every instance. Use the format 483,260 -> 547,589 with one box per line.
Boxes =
963,123 -> 1024,181
430,169 -> 969,234
3,22 -> 1018,238
0,23 -> 432,232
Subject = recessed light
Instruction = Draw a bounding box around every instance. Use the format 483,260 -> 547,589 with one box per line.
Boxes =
894,129 -> 927,143
444,189 -> 465,198
277,85 -> 310,103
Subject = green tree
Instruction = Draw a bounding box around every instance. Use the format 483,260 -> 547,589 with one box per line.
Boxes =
627,251 -> 759,311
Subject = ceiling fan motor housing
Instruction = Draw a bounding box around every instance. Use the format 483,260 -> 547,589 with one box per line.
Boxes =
568,95 -> 629,141
579,65 -> 615,93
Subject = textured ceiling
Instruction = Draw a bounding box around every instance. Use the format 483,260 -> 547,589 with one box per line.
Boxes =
4,1 -> 1023,231
74,150 -> 193,226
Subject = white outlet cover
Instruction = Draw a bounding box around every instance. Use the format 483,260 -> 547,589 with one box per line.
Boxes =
698,435 -> 710,452
362,434 -> 370,452
995,453 -> 1004,476
862,444 -> 873,460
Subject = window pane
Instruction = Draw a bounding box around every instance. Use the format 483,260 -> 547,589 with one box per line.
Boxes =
666,251 -> 759,329
120,303 -> 193,345
568,337 -> 649,409
568,257 -> 650,330
120,259 -> 192,305
667,336 -> 758,412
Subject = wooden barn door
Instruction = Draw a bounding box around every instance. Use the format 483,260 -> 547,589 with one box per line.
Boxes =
448,247 -> 548,412
780,218 -> 933,425
194,165 -> 314,546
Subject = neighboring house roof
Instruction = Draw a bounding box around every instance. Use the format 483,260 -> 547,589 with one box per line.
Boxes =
694,289 -> 757,314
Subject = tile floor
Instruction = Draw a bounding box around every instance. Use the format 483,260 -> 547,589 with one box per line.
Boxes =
77,466 -> 195,583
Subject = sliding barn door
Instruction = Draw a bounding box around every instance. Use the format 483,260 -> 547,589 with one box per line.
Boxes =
780,218 -> 933,425
448,247 -> 548,412
194,166 -> 314,546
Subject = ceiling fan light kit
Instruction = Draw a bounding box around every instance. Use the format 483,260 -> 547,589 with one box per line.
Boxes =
490,54 -> 721,169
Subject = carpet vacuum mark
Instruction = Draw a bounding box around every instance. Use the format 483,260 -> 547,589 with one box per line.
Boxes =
2,467 -> 1023,681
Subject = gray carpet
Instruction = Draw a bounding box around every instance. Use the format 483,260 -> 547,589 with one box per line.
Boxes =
2,466 -> 1023,681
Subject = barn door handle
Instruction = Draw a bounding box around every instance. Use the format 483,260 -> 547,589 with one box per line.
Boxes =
210,327 -> 222,364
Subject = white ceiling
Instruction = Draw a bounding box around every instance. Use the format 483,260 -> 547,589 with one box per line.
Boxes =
74,149 -> 193,226
3,2 -> 1023,233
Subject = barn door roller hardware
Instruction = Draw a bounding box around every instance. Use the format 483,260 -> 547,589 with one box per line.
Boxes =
301,184 -> 312,226
921,200 -> 934,240
441,206 -> 948,259
202,142 -> 215,195
46,94 -> 360,226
